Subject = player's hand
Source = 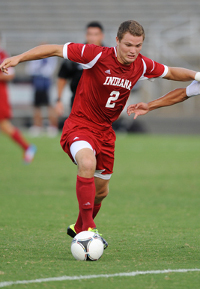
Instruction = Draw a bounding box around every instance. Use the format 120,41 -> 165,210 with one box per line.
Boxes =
0,56 -> 20,74
55,100 -> 64,116
127,102 -> 149,119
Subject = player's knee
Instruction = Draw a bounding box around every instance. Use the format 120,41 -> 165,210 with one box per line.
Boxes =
95,186 -> 109,202
81,157 -> 96,172
78,157 -> 96,177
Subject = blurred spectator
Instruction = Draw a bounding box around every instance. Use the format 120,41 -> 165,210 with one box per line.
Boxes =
0,34 -> 36,163
26,47 -> 58,137
56,21 -> 104,117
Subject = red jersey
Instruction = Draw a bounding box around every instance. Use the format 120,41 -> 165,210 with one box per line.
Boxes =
0,49 -> 9,98
0,49 -> 12,120
63,43 -> 168,129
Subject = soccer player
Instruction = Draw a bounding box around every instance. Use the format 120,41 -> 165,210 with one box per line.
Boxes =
56,21 -> 104,116
0,35 -> 36,163
127,81 -> 200,118
1,20 -> 200,248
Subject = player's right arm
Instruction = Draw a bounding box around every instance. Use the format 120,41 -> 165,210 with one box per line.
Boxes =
0,44 -> 63,74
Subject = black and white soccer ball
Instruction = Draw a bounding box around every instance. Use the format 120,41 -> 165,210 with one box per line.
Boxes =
71,231 -> 104,261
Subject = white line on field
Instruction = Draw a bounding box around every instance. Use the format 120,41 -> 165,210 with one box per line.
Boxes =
0,268 -> 200,288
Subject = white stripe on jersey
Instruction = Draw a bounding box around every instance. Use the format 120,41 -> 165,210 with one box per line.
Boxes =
139,59 -> 147,81
81,45 -> 86,57
150,60 -> 155,73
159,65 -> 169,78
114,46 -> 117,57
63,42 -> 71,59
79,52 -> 102,70
63,42 -> 102,69
139,59 -> 168,81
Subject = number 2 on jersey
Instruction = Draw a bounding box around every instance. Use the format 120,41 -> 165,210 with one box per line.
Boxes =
105,91 -> 120,108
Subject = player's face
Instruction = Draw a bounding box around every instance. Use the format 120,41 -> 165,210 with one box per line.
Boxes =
86,27 -> 104,46
116,32 -> 143,65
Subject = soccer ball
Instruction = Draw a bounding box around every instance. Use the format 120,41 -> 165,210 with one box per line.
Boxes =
71,231 -> 104,261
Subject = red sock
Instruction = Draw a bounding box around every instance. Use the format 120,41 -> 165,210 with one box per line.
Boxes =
75,203 -> 102,233
74,212 -> 82,234
93,203 -> 101,219
11,128 -> 29,151
75,175 -> 96,231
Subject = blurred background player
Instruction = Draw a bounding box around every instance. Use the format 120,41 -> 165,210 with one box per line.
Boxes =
56,21 -> 104,116
0,33 -> 36,163
26,46 -> 58,137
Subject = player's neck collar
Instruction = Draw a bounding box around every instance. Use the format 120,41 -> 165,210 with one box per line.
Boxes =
114,46 -> 117,57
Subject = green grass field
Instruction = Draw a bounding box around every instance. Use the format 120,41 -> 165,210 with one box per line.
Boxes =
0,132 -> 200,289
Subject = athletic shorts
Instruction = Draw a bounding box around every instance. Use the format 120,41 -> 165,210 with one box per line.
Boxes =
0,93 -> 12,120
60,116 -> 116,177
34,90 -> 49,107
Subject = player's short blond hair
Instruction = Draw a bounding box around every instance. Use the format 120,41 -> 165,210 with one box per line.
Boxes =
117,20 -> 145,41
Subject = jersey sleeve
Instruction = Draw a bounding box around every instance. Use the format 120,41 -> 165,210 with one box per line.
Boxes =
62,43 -> 103,69
139,55 -> 168,80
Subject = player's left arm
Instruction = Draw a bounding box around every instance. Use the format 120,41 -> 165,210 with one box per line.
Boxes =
127,87 -> 187,119
127,80 -> 200,119
164,67 -> 200,82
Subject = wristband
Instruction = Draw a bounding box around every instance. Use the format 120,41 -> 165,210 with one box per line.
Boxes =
186,80 -> 200,97
195,72 -> 200,82
56,98 -> 61,102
